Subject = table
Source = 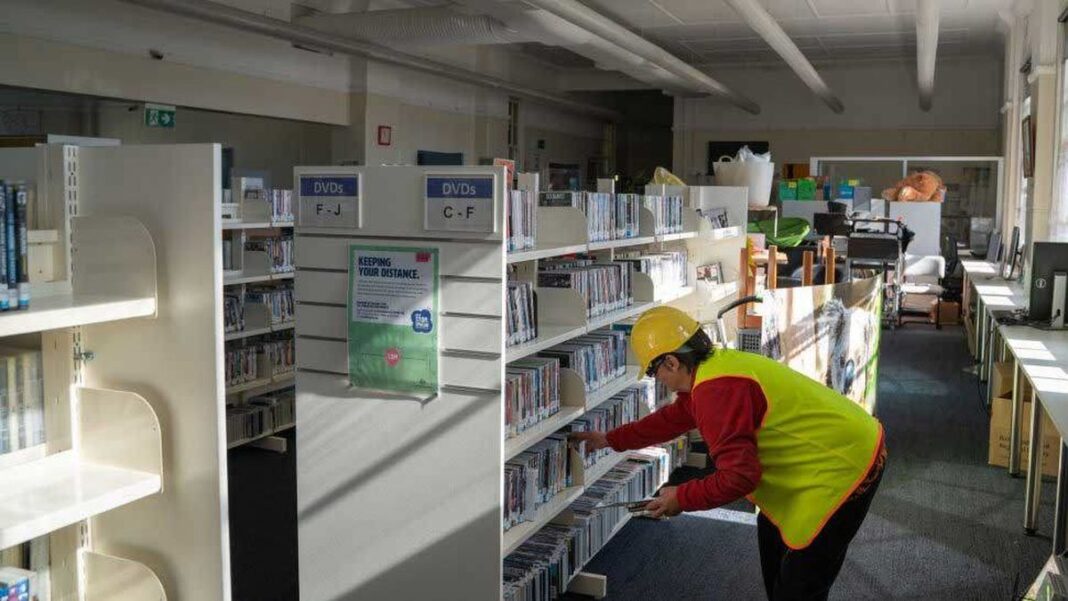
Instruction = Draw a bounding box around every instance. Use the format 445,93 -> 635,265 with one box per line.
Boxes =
963,259 -> 1068,554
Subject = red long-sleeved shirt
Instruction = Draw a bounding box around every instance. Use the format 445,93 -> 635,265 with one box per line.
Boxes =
605,377 -> 767,512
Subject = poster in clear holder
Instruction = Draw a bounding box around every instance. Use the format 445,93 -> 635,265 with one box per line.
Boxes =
348,244 -> 439,397
759,276 -> 883,413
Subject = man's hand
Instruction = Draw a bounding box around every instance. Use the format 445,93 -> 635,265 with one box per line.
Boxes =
567,431 -> 610,451
645,485 -> 682,518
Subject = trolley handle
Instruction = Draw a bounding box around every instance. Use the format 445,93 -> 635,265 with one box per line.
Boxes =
717,295 -> 763,320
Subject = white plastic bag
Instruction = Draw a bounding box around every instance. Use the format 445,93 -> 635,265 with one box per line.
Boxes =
736,145 -> 771,163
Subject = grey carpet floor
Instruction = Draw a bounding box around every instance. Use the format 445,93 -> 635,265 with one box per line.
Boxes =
569,326 -> 1055,601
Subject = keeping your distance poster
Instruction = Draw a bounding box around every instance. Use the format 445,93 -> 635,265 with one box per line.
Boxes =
348,245 -> 439,396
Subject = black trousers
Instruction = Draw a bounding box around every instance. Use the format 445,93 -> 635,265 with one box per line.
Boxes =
756,463 -> 884,601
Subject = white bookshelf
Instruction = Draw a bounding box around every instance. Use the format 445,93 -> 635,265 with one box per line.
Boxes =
0,143 -> 218,600
291,165 -> 747,600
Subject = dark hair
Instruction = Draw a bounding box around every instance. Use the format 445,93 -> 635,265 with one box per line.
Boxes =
670,328 -> 713,373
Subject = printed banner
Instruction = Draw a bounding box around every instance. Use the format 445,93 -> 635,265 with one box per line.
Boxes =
348,245 -> 439,395
760,277 -> 883,413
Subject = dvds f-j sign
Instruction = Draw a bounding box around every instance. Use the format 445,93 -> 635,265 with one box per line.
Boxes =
298,174 -> 360,228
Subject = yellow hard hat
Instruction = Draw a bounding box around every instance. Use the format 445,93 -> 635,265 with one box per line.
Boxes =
631,306 -> 700,379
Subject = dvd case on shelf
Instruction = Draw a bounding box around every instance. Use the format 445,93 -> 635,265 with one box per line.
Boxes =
506,281 -> 538,347
501,438 -> 689,601
537,329 -> 627,393
269,189 -> 293,222
245,234 -> 294,273
226,386 -> 295,445
246,283 -> 295,325
538,258 -> 632,319
505,357 -> 561,439
642,195 -> 684,235
0,347 -> 43,455
504,434 -> 573,532
507,190 -> 537,253
565,387 -> 640,467
0,181 -> 32,311
224,291 -> 244,333
539,192 -> 638,243
617,251 -> 688,292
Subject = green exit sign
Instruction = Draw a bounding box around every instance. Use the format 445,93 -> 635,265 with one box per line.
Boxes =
144,103 -> 176,128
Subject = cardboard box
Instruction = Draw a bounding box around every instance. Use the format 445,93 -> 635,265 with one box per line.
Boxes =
938,301 -> 960,325
989,394 -> 1058,477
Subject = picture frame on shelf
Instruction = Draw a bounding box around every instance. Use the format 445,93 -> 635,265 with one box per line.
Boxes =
696,262 -> 723,285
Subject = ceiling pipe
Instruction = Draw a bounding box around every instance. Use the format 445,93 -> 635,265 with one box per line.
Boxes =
916,0 -> 940,111
116,0 -> 621,120
295,7 -> 534,47
721,0 -> 844,113
517,0 -> 761,114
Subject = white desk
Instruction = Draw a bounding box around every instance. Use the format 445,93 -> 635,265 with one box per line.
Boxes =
999,325 -> 1068,552
961,259 -> 1025,400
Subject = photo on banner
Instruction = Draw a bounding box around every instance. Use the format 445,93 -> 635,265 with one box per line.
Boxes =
759,276 -> 883,413
347,244 -> 440,397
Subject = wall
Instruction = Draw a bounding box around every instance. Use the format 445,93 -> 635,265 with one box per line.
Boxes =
0,0 -> 351,125
673,55 -> 1004,179
94,103 -> 337,188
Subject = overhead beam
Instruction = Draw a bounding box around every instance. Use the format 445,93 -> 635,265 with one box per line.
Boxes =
722,0 -> 844,113
916,0 -> 940,111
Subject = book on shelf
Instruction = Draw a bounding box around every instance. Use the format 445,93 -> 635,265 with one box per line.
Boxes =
507,190 -> 536,253
504,434 -> 572,532
505,357 -> 561,440
506,281 -> 537,348
0,181 -> 32,311
0,347 -> 43,455
0,536 -> 48,601
537,330 -> 627,394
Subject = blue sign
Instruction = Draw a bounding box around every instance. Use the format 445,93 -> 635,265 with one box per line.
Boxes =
300,176 -> 359,197
425,177 -> 494,200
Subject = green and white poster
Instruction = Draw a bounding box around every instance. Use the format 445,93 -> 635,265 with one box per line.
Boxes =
348,245 -> 439,396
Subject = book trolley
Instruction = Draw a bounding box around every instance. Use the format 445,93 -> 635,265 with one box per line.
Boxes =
0,143 -> 235,599
292,164 -> 749,600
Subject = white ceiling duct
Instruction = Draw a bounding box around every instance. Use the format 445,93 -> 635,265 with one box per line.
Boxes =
116,0 -> 621,119
295,7 -> 534,47
514,0 -> 761,114
916,0 -> 940,111
721,0 -> 844,114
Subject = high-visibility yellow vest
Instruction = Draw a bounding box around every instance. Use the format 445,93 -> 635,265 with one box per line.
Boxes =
694,349 -> 883,549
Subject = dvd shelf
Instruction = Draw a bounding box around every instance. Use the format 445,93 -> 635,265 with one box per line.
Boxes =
502,437 -> 688,601
292,165 -> 751,601
226,387 -> 295,449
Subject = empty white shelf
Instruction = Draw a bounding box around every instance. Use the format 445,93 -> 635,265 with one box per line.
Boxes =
502,485 -> 584,557
0,294 -> 156,338
505,405 -> 586,461
0,451 -> 161,549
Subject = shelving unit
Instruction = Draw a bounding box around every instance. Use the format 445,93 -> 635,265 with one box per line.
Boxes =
291,164 -> 750,600
0,142 -> 245,600
221,183 -> 296,452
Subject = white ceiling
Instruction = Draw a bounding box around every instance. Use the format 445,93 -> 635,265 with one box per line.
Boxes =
580,0 -> 1011,64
